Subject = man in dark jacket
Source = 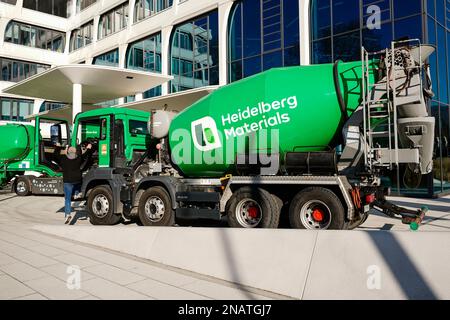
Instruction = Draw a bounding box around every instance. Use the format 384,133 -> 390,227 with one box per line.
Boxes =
56,144 -> 93,224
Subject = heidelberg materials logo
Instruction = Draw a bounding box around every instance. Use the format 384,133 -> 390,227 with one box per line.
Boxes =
191,116 -> 222,152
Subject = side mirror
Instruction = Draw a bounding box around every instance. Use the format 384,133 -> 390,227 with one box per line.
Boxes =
50,124 -> 62,145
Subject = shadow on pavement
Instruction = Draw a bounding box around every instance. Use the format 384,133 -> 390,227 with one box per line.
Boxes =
216,228 -> 259,299
69,211 -> 88,225
367,231 -> 437,299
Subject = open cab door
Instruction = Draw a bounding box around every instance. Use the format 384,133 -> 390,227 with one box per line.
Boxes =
35,116 -> 70,173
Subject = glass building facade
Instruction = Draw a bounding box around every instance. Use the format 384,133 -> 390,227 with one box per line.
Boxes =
69,21 -> 94,52
93,49 -> 120,107
0,0 -> 17,5
170,10 -> 219,92
98,1 -> 129,40
0,97 -> 34,121
228,0 -> 300,82
126,33 -> 162,98
4,21 -> 65,53
0,57 -> 50,82
310,0 -> 450,196
134,0 -> 173,22
93,49 -> 119,66
76,0 -> 97,13
23,0 -> 68,18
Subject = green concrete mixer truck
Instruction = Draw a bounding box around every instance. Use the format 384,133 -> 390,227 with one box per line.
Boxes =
74,41 -> 435,230
0,117 -> 70,196
1,41 -> 435,230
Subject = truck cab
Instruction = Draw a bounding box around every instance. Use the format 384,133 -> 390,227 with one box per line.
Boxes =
71,108 -> 151,170
70,108 -> 156,225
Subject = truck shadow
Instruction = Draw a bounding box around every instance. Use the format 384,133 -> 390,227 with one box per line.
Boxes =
367,231 -> 437,299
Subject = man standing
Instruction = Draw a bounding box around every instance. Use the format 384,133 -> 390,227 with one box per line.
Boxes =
57,144 -> 92,224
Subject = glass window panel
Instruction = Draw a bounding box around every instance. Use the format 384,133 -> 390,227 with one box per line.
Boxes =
1,100 -> 11,120
243,56 -> 261,77
427,0 -> 436,17
283,0 -> 300,47
334,30 -> 361,61
437,26 -> 448,103
394,0 -> 422,19
312,38 -> 332,64
311,0 -> 331,39
38,0 -> 53,15
242,0 -> 261,57
333,0 -> 360,34
228,0 -> 299,83
436,0 -> 445,25
263,50 -> 282,71
170,11 -> 218,92
362,22 -> 393,52
394,15 -> 423,41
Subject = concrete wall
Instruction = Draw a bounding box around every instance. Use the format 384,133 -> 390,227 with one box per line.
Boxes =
32,225 -> 450,300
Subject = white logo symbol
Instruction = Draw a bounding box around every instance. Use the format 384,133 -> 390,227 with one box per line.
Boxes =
191,116 -> 222,152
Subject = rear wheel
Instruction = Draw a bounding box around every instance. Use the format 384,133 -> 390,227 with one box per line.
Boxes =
227,187 -> 280,228
289,187 -> 346,230
87,185 -> 121,225
138,186 -> 174,226
15,176 -> 31,196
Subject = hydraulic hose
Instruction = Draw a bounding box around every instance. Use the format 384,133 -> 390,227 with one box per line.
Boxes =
333,60 -> 348,122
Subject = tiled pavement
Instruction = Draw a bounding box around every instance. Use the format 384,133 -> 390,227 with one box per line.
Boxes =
0,191 -> 277,300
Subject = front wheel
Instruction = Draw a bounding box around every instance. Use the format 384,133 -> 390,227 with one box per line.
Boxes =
138,186 -> 174,226
227,187 -> 280,228
87,185 -> 121,225
289,187 -> 347,230
15,176 -> 31,196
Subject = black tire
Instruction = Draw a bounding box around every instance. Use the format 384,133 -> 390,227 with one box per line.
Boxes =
227,187 -> 280,229
15,176 -> 31,196
289,187 -> 347,230
138,186 -> 174,226
87,185 -> 121,225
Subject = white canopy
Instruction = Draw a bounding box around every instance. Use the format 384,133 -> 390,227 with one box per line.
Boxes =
2,65 -> 173,104
115,86 -> 219,112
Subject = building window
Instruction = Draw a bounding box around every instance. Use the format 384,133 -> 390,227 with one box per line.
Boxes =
98,2 -> 129,40
93,49 -> 120,107
134,0 -> 173,22
0,57 -> 50,82
170,11 -> 219,93
69,21 -> 93,52
39,101 -> 67,113
4,21 -> 65,53
0,97 -> 33,121
23,0 -> 67,18
310,0 -> 423,64
76,0 -> 97,13
126,33 -> 162,98
93,49 -> 119,67
228,0 -> 300,83
0,0 -> 17,5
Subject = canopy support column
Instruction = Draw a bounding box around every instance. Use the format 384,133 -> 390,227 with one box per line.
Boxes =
72,83 -> 82,120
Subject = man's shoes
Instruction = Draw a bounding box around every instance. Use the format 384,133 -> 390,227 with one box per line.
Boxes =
64,215 -> 72,224
73,193 -> 83,200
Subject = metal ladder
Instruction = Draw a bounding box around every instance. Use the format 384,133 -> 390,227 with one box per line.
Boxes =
361,39 -> 425,173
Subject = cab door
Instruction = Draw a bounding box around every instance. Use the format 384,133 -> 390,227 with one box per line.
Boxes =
98,116 -> 111,167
